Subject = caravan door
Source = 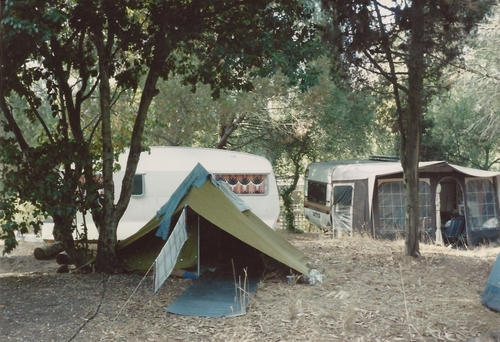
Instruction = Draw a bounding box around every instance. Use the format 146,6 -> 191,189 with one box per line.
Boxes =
331,184 -> 354,237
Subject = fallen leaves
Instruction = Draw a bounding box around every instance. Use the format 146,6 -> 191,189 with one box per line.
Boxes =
2,235 -> 500,341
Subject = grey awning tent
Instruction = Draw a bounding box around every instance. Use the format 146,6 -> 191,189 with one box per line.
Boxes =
116,163 -> 310,276
307,159 -> 500,245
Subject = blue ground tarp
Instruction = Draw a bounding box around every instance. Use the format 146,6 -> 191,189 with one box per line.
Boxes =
482,253 -> 500,312
166,272 -> 259,317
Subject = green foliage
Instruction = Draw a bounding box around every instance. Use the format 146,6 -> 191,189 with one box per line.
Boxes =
159,1 -> 322,97
143,76 -> 219,147
425,91 -> 500,170
422,3 -> 500,171
316,86 -> 375,160
0,197 -> 44,254
320,0 -> 494,149
235,61 -> 376,232
0,136 -> 101,254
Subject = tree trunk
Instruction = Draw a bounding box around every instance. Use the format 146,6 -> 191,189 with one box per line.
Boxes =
402,142 -> 420,257
94,76 -> 119,273
403,0 -> 425,257
91,22 -> 118,273
53,215 -> 88,267
280,153 -> 303,233
92,7 -> 170,273
281,187 -> 296,232
94,217 -> 118,272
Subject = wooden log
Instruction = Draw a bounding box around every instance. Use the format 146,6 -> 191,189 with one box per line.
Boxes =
57,264 -> 69,273
56,251 -> 70,265
33,241 -> 64,260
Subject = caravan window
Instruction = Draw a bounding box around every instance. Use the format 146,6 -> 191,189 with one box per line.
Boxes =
214,174 -> 267,195
333,186 -> 352,206
307,181 -> 328,206
378,180 -> 431,235
132,174 -> 145,196
465,179 -> 497,230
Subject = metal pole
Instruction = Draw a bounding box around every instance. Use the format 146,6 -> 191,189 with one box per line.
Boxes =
197,213 -> 200,277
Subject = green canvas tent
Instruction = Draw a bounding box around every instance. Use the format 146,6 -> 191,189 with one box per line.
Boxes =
116,163 -> 311,276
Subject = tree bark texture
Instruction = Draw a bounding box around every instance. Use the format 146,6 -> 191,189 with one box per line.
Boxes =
403,0 -> 425,257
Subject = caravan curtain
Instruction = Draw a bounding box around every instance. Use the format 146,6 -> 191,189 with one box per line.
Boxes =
214,174 -> 267,195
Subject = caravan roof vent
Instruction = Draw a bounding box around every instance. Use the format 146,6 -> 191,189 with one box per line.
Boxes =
369,155 -> 400,162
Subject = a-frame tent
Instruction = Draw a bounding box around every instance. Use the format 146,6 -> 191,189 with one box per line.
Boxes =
116,163 -> 311,276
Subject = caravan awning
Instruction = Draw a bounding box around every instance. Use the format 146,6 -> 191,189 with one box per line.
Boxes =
331,160 -> 500,181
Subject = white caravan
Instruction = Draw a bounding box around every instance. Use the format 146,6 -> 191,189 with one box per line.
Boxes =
42,146 -> 280,241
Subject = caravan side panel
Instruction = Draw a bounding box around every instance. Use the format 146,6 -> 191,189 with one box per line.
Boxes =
115,147 -> 281,240
42,147 -> 280,241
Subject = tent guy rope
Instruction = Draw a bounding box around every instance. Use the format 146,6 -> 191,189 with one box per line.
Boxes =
97,265 -> 153,342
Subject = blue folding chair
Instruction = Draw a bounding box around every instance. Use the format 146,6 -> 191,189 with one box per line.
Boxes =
442,216 -> 467,248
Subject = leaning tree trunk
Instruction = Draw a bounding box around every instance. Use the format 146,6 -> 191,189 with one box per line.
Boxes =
92,8 -> 169,273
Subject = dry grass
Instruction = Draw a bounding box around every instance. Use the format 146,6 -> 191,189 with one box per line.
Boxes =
1,232 -> 500,341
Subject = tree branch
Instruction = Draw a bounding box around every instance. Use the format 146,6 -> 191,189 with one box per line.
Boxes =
0,95 -> 29,150
12,76 -> 55,143
215,113 -> 246,149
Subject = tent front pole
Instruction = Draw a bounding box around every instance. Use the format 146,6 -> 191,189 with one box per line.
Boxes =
197,213 -> 200,277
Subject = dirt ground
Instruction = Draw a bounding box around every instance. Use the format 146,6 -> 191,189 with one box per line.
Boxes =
1,232 -> 500,342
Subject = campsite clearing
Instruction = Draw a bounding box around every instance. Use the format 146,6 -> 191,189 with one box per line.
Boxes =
1,232 -> 500,341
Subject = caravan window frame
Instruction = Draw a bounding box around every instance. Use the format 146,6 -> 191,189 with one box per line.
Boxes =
377,178 -> 431,235
464,177 -> 498,231
306,180 -> 329,206
332,183 -> 354,233
132,174 -> 145,196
